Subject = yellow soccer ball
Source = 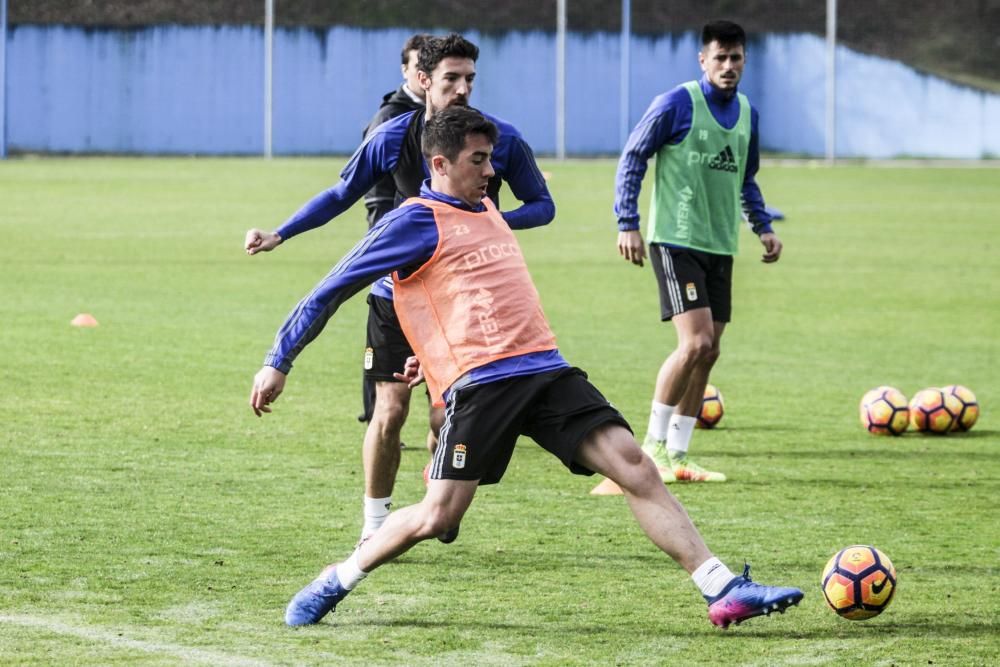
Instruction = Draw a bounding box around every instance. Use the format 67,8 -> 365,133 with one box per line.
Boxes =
695,384 -> 724,429
822,545 -> 897,621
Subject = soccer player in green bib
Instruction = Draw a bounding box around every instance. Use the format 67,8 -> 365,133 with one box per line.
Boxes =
614,20 -> 783,483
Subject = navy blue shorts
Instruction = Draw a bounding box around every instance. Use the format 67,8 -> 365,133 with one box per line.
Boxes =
363,294 -> 413,382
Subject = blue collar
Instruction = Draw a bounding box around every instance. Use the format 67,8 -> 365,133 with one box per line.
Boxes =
418,180 -> 487,212
700,74 -> 738,105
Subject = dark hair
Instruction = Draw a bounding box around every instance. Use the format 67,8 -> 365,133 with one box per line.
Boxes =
422,106 -> 498,162
401,33 -> 431,66
417,33 -> 479,76
701,20 -> 746,48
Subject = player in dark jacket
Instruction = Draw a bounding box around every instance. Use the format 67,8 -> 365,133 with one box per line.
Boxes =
356,35 -> 431,438
361,34 -> 430,229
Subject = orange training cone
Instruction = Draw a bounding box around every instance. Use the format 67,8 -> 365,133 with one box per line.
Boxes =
590,477 -> 623,495
71,313 -> 99,327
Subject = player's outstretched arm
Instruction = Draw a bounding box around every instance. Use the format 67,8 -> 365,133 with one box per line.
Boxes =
759,232 -> 782,263
250,366 -> 287,416
245,229 -> 283,255
250,204 -> 438,414
255,126 -> 401,249
617,229 -> 647,267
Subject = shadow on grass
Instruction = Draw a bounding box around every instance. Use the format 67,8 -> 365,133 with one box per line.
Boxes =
395,550 -> 666,569
723,447 -> 1000,462
317,614 -> 996,641
705,427 -> 997,441
938,429 -> 998,439
711,426 -> 805,433
720,617 -> 998,640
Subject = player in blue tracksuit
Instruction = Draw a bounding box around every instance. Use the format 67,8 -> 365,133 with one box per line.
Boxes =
613,75 -> 773,237
249,106 -> 803,630
260,182 -> 566,387
243,34 -> 554,544
614,20 -> 782,484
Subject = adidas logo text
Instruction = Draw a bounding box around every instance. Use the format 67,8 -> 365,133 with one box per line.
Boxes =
687,145 -> 738,172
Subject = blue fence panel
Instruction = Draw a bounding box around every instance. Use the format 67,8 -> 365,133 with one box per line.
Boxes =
986,95 -> 1000,158
5,24 -> 1000,157
629,32 -> 703,125
748,33 -> 828,156
470,30 -> 554,153
836,45 -> 998,159
9,25 -> 262,153
273,26 -> 412,154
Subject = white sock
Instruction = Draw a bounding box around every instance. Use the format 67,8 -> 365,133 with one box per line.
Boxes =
335,551 -> 369,591
647,401 -> 675,441
691,557 -> 736,599
362,495 -> 392,538
666,415 -> 697,456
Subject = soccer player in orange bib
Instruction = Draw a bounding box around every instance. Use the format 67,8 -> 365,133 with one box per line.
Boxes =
249,106 -> 802,629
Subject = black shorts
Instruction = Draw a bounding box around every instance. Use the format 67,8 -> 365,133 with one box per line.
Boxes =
649,244 -> 733,322
363,294 -> 412,382
427,367 -> 632,485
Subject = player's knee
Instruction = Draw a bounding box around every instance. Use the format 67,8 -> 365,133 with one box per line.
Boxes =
614,445 -> 662,494
373,392 -> 410,431
619,437 -> 648,468
681,336 -> 714,363
417,505 -> 461,538
704,343 -> 721,366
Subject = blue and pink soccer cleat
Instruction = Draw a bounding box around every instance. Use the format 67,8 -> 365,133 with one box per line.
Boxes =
705,564 -> 803,628
285,564 -> 350,626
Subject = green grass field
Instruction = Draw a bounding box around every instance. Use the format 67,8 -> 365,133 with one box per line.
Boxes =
1,157 -> 998,666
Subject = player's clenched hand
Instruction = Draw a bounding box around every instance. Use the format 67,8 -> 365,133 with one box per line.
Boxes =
245,229 -> 282,255
393,355 -> 425,388
250,366 -> 287,416
759,232 -> 782,263
617,230 -> 647,267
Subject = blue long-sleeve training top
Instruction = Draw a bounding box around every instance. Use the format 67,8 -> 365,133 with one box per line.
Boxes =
614,74 -> 773,236
273,108 -> 554,246
264,183 -> 568,395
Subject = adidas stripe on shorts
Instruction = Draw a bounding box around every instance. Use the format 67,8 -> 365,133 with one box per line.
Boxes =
649,244 -> 734,322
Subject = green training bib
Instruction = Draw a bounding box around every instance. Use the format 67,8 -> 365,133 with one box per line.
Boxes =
648,81 -> 751,255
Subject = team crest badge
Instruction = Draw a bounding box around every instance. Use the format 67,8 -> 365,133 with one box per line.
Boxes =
686,283 -> 698,301
364,347 -> 374,370
452,444 -> 467,469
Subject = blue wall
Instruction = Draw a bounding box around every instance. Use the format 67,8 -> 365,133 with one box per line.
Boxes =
6,25 -> 1000,158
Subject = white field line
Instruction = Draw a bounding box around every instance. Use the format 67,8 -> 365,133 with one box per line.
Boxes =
0,614 -> 275,666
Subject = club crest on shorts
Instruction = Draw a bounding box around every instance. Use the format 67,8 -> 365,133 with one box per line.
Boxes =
452,444 -> 467,469
364,347 -> 374,370
686,282 -> 698,301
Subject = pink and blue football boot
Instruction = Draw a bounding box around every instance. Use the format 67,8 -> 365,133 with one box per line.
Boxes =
706,564 -> 803,629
